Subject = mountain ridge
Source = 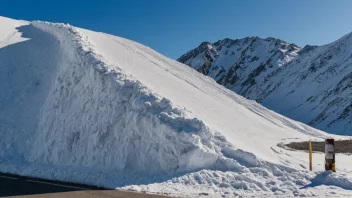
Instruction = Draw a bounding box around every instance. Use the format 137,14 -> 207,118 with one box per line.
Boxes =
178,32 -> 352,135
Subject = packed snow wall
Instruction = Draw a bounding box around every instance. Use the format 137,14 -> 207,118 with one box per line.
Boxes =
0,21 -> 233,177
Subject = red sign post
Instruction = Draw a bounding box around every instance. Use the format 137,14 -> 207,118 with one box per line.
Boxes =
325,139 -> 336,172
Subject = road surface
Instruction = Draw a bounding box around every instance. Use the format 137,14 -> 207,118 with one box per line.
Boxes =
285,140 -> 352,153
0,173 -> 169,198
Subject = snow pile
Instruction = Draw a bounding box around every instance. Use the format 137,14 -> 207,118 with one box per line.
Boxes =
12,20 -> 222,176
1,16 -> 352,197
309,171 -> 352,190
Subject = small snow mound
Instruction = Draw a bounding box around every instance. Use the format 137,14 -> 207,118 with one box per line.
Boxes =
307,171 -> 352,190
121,166 -> 312,197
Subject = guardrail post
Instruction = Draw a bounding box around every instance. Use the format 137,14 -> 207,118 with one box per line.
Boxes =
325,138 -> 335,172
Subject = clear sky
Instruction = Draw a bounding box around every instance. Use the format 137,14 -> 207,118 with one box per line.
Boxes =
1,0 -> 352,59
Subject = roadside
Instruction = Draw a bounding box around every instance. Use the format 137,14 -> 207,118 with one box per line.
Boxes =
9,190 -> 170,198
284,140 -> 352,154
0,172 -> 169,198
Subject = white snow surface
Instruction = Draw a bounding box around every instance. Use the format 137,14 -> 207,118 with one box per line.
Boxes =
1,16 -> 352,197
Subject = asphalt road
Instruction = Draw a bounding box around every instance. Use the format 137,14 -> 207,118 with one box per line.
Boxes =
0,173 -> 169,198
285,140 -> 352,153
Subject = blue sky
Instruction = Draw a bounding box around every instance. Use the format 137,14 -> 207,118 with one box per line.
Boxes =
1,0 -> 352,59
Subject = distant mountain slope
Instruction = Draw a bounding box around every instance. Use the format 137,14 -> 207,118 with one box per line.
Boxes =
246,33 -> 352,135
178,37 -> 301,95
178,35 -> 352,135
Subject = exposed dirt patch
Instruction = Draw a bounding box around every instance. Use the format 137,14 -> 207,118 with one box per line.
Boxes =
284,140 -> 352,154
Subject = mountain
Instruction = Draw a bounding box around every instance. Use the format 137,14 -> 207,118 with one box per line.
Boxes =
178,35 -> 352,135
1,16 -> 352,197
178,37 -> 301,95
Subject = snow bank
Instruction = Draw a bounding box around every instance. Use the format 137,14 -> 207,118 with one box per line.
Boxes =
1,16 -> 352,197
28,21 -> 226,175
0,19 -> 262,184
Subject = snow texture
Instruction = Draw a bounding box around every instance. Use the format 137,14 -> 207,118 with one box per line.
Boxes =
178,35 -> 352,135
1,16 -> 352,197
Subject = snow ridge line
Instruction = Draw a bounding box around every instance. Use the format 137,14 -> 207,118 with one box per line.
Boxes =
30,21 -> 229,173
29,21 -> 281,175
31,21 -> 210,137
28,21 -> 306,173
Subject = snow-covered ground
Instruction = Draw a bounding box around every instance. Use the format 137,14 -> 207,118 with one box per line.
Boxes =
0,16 -> 352,197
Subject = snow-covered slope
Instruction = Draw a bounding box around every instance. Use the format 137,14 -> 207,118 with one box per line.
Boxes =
1,16 -> 352,197
179,35 -> 352,135
246,33 -> 352,135
178,37 -> 301,95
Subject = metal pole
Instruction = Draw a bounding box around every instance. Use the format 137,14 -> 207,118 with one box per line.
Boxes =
309,140 -> 312,171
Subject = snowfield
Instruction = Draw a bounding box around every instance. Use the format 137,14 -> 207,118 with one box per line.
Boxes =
0,16 -> 352,197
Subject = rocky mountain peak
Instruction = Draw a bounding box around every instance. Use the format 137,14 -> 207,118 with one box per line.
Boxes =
178,36 -> 301,94
178,32 -> 352,135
